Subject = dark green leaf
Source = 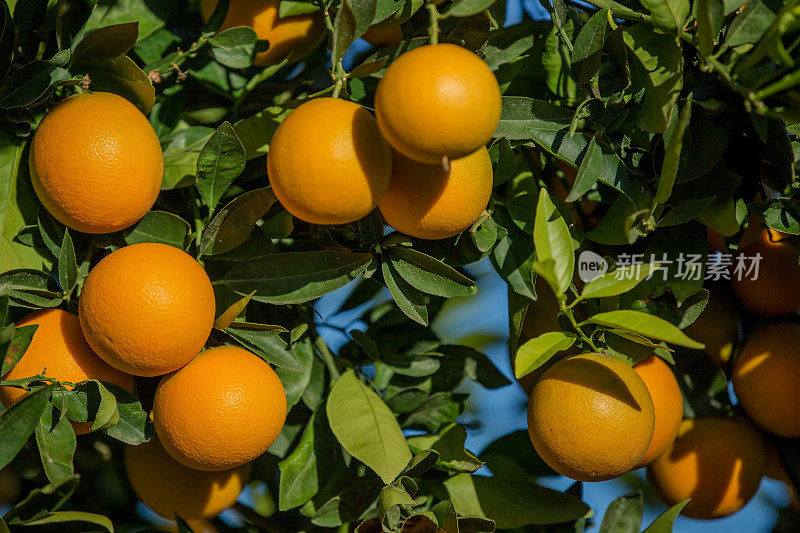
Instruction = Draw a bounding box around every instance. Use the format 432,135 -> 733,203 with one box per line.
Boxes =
4,475 -> 80,524
495,97 -> 572,140
103,383 -> 152,445
196,121 -> 246,213
226,326 -> 304,371
389,248 -> 476,298
447,0 -> 496,18
209,27 -> 258,69
35,402 -> 76,485
382,259 -> 428,325
77,54 -> 155,114
57,230 -> 77,292
121,210 -> 191,248
598,492 -> 643,533
0,385 -> 53,470
2,324 -> 38,376
0,50 -> 72,109
640,0 -> 690,34
201,187 -> 277,255
71,22 -> 139,61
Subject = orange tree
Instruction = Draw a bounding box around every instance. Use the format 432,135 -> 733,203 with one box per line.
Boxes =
0,0 -> 800,531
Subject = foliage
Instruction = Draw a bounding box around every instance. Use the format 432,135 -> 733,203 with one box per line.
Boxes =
0,0 -> 799,531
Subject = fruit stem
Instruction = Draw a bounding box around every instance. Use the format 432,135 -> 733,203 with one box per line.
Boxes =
426,3 -> 440,45
561,300 -> 599,352
331,61 -> 346,99
315,334 -> 341,380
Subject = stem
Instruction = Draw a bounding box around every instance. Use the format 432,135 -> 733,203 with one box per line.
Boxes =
231,59 -> 289,118
753,68 -> 800,101
315,334 -> 341,380
186,189 -> 205,260
581,0 -> 651,23
427,3 -> 440,45
561,299 -> 599,351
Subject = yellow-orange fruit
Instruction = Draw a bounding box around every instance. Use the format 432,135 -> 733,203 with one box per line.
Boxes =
633,355 -> 683,466
0,309 -> 134,434
730,227 -> 800,316
29,92 -> 162,234
684,283 -> 740,367
267,98 -> 392,225
199,0 -> 325,66
79,243 -> 215,377
153,346 -> 287,471
527,352 -> 655,481
647,417 -> 765,519
378,147 -> 492,240
363,25 -> 403,47
125,438 -> 248,520
732,323 -> 800,437
375,44 -> 501,164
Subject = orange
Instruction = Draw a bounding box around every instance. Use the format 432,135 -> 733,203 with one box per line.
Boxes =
647,417 -> 765,519
633,355 -> 683,466
0,309 -> 134,434
153,346 -> 287,471
363,25 -> 403,47
29,92 -> 162,234
731,323 -> 800,437
375,44 -> 502,164
267,98 -> 392,225
79,243 -> 215,377
0,469 -> 21,505
707,213 -> 762,253
684,283 -> 740,367
527,352 -> 655,481
125,438 -> 248,520
729,227 -> 800,316
378,147 -> 492,240
199,0 -> 325,66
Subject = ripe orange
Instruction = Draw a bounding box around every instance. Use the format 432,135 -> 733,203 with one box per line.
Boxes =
363,25 -> 403,47
527,352 -> 655,481
0,309 -> 134,434
375,44 -> 501,164
153,346 -> 287,471
378,147 -> 492,240
199,0 -> 325,66
729,227 -> 800,316
731,323 -> 800,438
267,98 -> 392,225
647,417 -> 765,519
29,92 -> 162,234
633,355 -> 683,466
125,438 -> 248,520
79,243 -> 216,377
683,283 -> 740,367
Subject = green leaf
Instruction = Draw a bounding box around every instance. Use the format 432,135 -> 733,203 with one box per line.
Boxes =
642,499 -> 689,532
161,127 -> 213,190
35,402 -> 76,485
586,310 -> 704,349
201,187 -> 277,255
571,8 -> 607,83
0,270 -> 62,308
57,230 -> 77,293
79,0 -> 165,42
275,336 -> 315,408
102,383 -> 152,445
0,385 -> 53,470
121,210 -> 191,249
515,331 -> 576,378
406,423 -> 484,473
280,0 -> 323,17
278,411 -> 332,511
533,189 -> 574,295
598,492 -> 643,533
218,251 -> 372,304
332,0 -> 378,64
640,0 -> 690,34
725,0 -> 776,47
389,248 -> 477,298
655,97 -> 692,204
542,19 -> 577,101
327,370 -> 412,484
2,324 -> 37,375
14,511 -> 113,532
580,263 -> 658,300
226,326 -> 304,371
696,0 -> 724,56
77,54 -> 155,114
382,259 -> 428,325
209,26 -> 258,69
4,475 -> 80,524
623,25 -> 683,133
0,50 -> 72,109
495,97 -> 572,140
195,121 -> 246,213
0,134 -> 46,272
233,105 -> 292,160
447,0 -> 496,18
70,21 -> 139,61
443,474 -> 591,528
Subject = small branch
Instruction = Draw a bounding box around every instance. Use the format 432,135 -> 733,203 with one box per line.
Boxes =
315,334 -> 341,380
427,3 -> 440,45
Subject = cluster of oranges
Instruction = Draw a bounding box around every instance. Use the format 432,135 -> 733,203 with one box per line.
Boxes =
519,215 -> 800,520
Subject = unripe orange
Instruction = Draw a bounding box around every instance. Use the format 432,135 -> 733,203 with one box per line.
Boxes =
363,25 -> 403,47
268,98 -> 392,225
375,44 -> 501,164
378,147 -> 492,240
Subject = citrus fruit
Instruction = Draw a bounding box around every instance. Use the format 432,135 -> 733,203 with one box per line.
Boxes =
375,44 -> 502,164
0,469 -> 21,505
199,0 -> 325,66
764,441 -> 800,514
363,25 -> 403,47
378,146 -> 492,240
267,98 -> 392,225
0,309 -> 134,434
647,417 -> 766,519
29,92 -> 162,234
731,323 -> 800,438
79,243 -> 216,377
707,213 -> 762,253
633,355 -> 683,466
527,352 -> 655,481
125,438 -> 248,520
729,226 -> 800,316
153,346 -> 287,471
684,282 -> 740,367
